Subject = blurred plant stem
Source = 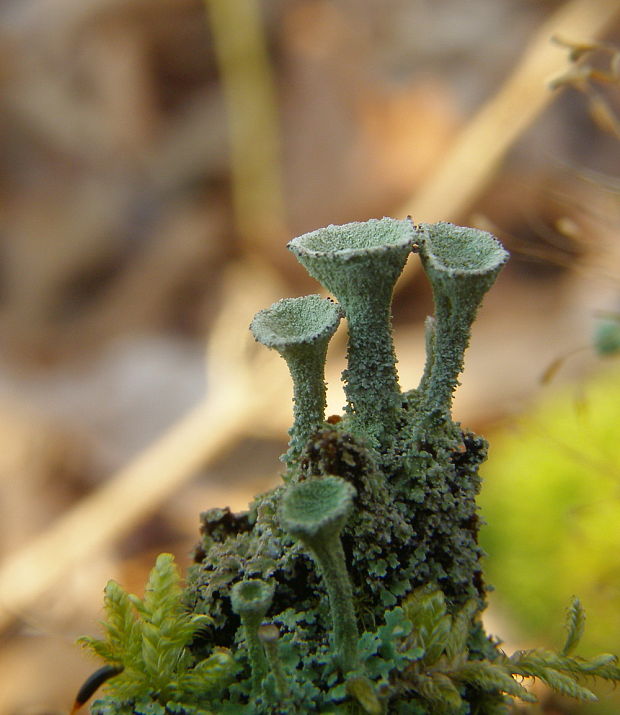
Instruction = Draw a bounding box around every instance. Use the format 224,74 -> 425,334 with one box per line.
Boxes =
204,0 -> 287,248
398,0 -> 620,227
0,260 -> 289,634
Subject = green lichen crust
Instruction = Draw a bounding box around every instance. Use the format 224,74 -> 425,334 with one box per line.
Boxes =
250,295 -> 343,465
416,222 -> 509,433
288,218 -> 415,444
179,420 -> 494,713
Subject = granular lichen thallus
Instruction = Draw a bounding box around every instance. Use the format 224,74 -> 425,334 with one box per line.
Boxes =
288,219 -> 412,447
79,218 -> 620,715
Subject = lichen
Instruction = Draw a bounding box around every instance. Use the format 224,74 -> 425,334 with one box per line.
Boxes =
288,218 -> 414,446
250,295 -> 343,466
79,218 -> 620,714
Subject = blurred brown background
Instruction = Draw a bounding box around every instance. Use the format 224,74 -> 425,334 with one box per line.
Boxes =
0,0 -> 619,712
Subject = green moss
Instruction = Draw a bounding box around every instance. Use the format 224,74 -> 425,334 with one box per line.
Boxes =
480,369 -> 620,668
79,554 -> 237,712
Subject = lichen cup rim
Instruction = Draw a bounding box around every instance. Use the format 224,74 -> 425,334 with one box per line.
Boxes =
279,475 -> 356,540
287,217 -> 416,259
230,578 -> 275,616
420,221 -> 509,276
250,295 -> 343,350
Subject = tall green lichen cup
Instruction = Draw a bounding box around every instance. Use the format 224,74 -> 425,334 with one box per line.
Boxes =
250,295 -> 343,465
288,218 -> 415,445
279,475 -> 359,673
417,222 -> 509,431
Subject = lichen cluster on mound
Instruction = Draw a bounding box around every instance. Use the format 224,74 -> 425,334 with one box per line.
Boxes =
183,417 -> 494,711
184,218 -> 507,712
81,219 -> 620,715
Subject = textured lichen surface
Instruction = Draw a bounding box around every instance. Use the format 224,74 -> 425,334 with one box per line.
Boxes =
250,295 -> 342,348
288,219 -> 414,444
289,217 -> 413,254
250,295 -> 343,464
420,222 -> 509,274
82,219 -> 620,715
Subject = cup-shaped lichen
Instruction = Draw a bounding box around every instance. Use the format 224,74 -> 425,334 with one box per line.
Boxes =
250,295 -> 343,464
417,222 -> 509,429
230,579 -> 275,693
288,218 -> 415,444
279,475 -> 358,673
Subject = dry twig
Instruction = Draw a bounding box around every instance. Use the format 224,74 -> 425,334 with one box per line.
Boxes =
398,0 -> 620,224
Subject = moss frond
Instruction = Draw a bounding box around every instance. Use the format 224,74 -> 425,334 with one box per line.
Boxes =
562,596 -> 586,655
79,554 -> 235,709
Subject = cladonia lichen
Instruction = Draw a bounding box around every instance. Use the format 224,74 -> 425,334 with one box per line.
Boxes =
79,218 -> 620,714
288,219 -> 414,447
250,295 -> 343,466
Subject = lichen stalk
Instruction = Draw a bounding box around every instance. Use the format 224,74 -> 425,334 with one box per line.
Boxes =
288,218 -> 415,445
416,315 -> 436,398
280,476 -> 359,674
417,222 -> 509,432
421,289 -> 479,427
258,624 -> 290,700
250,295 -> 342,465
230,579 -> 274,694
283,340 -> 332,461
340,282 -> 402,442
304,525 -> 359,673
244,619 -> 268,694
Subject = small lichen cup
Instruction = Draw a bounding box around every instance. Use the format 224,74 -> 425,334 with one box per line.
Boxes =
258,624 -> 290,700
417,222 -> 509,430
250,295 -> 343,465
230,578 -> 275,693
279,475 -> 358,673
